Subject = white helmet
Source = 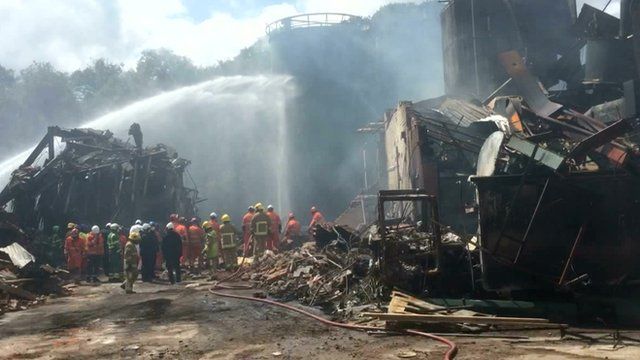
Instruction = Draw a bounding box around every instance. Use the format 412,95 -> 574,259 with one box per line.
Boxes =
106,222 -> 111,228
91,225 -> 100,234
135,219 -> 142,225
142,223 -> 151,231
110,223 -> 119,231
166,222 -> 174,230
210,212 -> 217,219
267,204 -> 274,211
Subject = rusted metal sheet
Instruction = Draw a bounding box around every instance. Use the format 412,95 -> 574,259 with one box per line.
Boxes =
498,51 -> 563,118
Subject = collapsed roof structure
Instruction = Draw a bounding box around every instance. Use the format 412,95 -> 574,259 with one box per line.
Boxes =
0,126 -> 198,231
363,0 -> 640,311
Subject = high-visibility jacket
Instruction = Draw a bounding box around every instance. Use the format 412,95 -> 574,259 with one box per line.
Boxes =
267,211 -> 282,235
285,219 -> 301,237
220,223 -> 239,250
175,224 -> 188,241
119,234 -> 127,252
203,230 -> 218,258
124,241 -> 139,269
187,225 -> 205,245
86,233 -> 104,256
242,212 -> 254,233
64,236 -> 85,270
107,232 -> 120,252
309,211 -> 325,228
251,212 -> 272,237
210,219 -> 220,233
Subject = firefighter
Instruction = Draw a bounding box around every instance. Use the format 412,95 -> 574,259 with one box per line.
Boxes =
65,222 -> 77,238
169,213 -> 179,228
119,227 -> 128,255
308,206 -> 325,240
201,221 -> 219,270
209,212 -> 221,233
150,221 -> 164,271
283,212 -> 302,251
106,224 -> 123,282
162,222 -> 182,284
187,218 -> 205,269
85,225 -> 104,283
128,122 -> 143,150
241,206 -> 255,255
64,228 -> 85,281
175,217 -> 188,265
250,203 -> 271,257
122,232 -> 140,294
102,223 -> 112,276
266,205 -> 282,251
130,219 -> 143,235
140,223 -> 159,282
219,214 -> 239,270
285,213 -> 301,237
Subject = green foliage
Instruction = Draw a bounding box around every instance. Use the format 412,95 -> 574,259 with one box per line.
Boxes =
0,65 -> 15,89
0,1 -> 443,159
0,49 -> 215,154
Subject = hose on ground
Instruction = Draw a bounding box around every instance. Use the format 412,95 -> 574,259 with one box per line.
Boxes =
209,287 -> 458,360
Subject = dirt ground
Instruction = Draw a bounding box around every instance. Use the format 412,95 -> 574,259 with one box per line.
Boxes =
0,277 -> 639,360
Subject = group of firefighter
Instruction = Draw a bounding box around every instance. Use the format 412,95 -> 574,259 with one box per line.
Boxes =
54,204 -> 325,293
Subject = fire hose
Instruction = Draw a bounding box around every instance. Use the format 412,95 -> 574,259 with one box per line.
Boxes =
208,286 -> 458,359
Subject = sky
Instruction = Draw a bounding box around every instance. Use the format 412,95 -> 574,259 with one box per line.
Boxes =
0,0 -> 622,72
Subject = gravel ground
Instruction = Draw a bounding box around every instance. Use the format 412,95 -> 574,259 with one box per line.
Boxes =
0,277 -> 638,360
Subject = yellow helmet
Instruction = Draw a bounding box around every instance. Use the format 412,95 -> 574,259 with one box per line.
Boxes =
129,232 -> 141,242
202,221 -> 212,230
221,214 -> 231,222
255,202 -> 264,211
67,222 -> 76,229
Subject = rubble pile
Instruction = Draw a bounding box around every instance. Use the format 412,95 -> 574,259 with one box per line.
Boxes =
248,240 -> 384,319
0,217 -> 68,315
0,246 -> 67,315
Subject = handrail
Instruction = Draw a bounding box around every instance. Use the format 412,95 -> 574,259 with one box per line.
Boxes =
265,12 -> 363,35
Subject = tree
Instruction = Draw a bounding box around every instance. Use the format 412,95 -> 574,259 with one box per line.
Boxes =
0,65 -> 15,89
17,62 -> 79,133
135,49 -> 199,91
70,59 -> 123,102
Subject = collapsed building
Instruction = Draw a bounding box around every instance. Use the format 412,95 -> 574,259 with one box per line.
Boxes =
0,126 -> 198,232
345,0 -> 640,324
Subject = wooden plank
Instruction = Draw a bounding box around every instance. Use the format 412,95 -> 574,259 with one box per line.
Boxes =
2,278 -> 35,284
390,291 -> 446,313
361,312 -> 552,325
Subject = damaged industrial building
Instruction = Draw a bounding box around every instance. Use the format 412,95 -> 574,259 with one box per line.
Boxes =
346,0 -> 640,325
3,1 -> 640,358
0,126 -> 198,231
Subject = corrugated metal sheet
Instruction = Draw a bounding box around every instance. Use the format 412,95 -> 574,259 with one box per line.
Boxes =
438,98 -> 493,126
0,242 -> 35,268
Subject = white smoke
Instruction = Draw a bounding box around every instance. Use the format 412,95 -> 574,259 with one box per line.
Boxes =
0,75 -> 296,221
